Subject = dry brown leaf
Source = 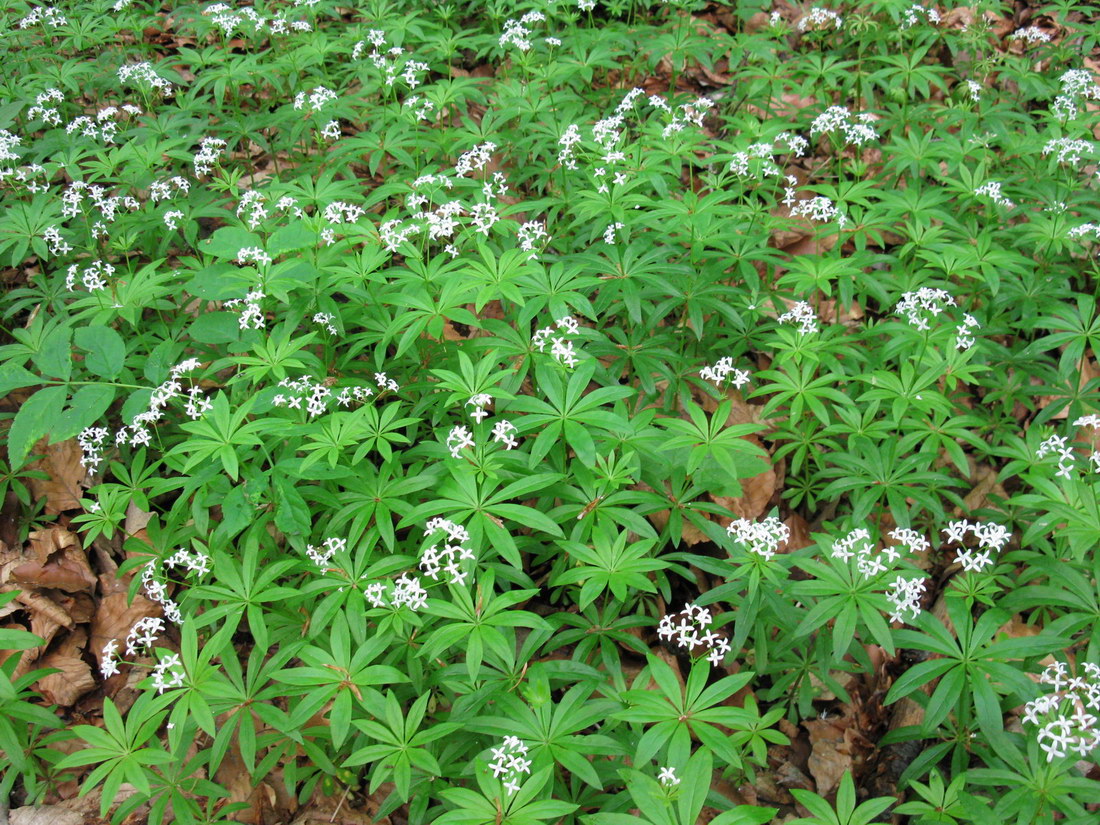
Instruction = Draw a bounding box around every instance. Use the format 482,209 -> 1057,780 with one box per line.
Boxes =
803,716 -> 853,795
10,805 -> 85,825
36,652 -> 95,707
12,528 -> 96,593
26,439 -> 85,514
90,589 -> 162,673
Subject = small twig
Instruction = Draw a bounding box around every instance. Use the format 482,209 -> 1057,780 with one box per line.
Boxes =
329,784 -> 351,823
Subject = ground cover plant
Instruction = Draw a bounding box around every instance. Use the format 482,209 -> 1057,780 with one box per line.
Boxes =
2,0 -> 1100,822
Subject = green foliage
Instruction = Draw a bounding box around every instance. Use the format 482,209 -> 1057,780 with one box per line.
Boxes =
2,1 -> 1100,823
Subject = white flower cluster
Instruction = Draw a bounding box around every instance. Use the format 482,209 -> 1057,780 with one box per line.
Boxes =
533,315 -> 583,368
455,141 -> 497,176
955,313 -> 980,350
1054,69 -> 1100,120
1012,26 -> 1052,44
517,220 -> 551,260
789,195 -> 847,228
305,536 -> 346,569
193,136 -> 227,175
65,104 -> 142,145
1,161 -> 49,194
352,30 -> 429,89
64,259 -> 114,292
727,516 -> 790,561
421,518 -> 475,586
78,427 -> 110,472
810,106 -> 878,147
499,11 -> 545,52
117,62 -> 174,97
965,80 -> 982,102
141,548 -> 210,625
831,528 -> 927,621
61,181 -> 140,225
900,4 -> 940,29
39,92 -> 71,129
151,653 -> 186,694
657,603 -> 732,667
272,375 -> 376,417
18,5 -> 67,29
661,97 -> 714,140
1043,137 -> 1092,166
894,287 -> 957,330
658,766 -> 680,787
974,181 -> 1015,208
1024,662 -> 1100,761
115,359 -> 208,447
293,86 -> 337,111
558,124 -> 582,170
224,287 -> 266,330
364,573 -> 429,612
777,300 -> 820,334
1036,416 -> 1100,479
941,519 -> 1010,573
798,6 -> 842,31
727,134 -> 807,183
41,225 -> 70,257
203,2 -> 312,37
488,736 -> 532,795
700,357 -> 751,389
403,95 -> 435,122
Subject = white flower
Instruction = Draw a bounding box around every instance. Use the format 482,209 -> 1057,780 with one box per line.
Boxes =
727,516 -> 789,561
447,425 -> 475,458
658,766 -> 680,787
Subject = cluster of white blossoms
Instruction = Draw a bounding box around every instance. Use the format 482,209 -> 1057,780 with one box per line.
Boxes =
1042,137 -> 1092,166
293,85 -> 337,112
420,518 -> 475,586
778,300 -> 820,335
657,766 -> 680,787
272,375 -> 379,417
61,181 -> 140,228
115,359 -> 209,448
364,573 -> 429,612
974,181 -> 1015,208
700,357 -> 751,389
2,161 -> 50,195
117,62 -> 174,97
657,603 -> 732,667
499,11 -> 545,52
467,394 -> 493,423
488,736 -> 532,795
789,195 -> 847,228
895,287 -> 954,326
18,4 -> 67,29
224,286 -> 267,330
65,104 -> 142,145
1054,69 -> 1100,120
151,653 -> 187,694
100,548 -> 209,679
78,427 -> 110,472
193,136 -> 227,175
446,418 -> 519,457
65,259 -> 114,292
831,528 -> 928,621
533,315 -> 584,368
140,548 -> 210,625
900,4 -> 940,29
1024,662 -> 1100,761
727,134 -> 808,183
727,516 -> 790,562
517,220 -> 551,260
455,141 -> 497,177
798,6 -> 842,31
305,536 -> 346,569
941,519 -> 1010,573
1011,26 -> 1052,45
352,30 -> 430,90
810,106 -> 878,147
661,96 -> 714,140
203,2 -> 312,37
1036,415 -> 1100,480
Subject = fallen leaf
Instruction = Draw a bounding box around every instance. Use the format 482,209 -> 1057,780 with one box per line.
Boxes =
37,630 -> 96,707
10,805 -> 84,825
803,716 -> 853,795
26,439 -> 85,514
11,528 -> 96,593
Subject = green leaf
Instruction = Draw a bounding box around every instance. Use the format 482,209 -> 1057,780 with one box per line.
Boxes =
74,325 -> 126,379
201,227 -> 262,260
0,364 -> 43,398
9,385 -> 66,467
51,385 -> 116,444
